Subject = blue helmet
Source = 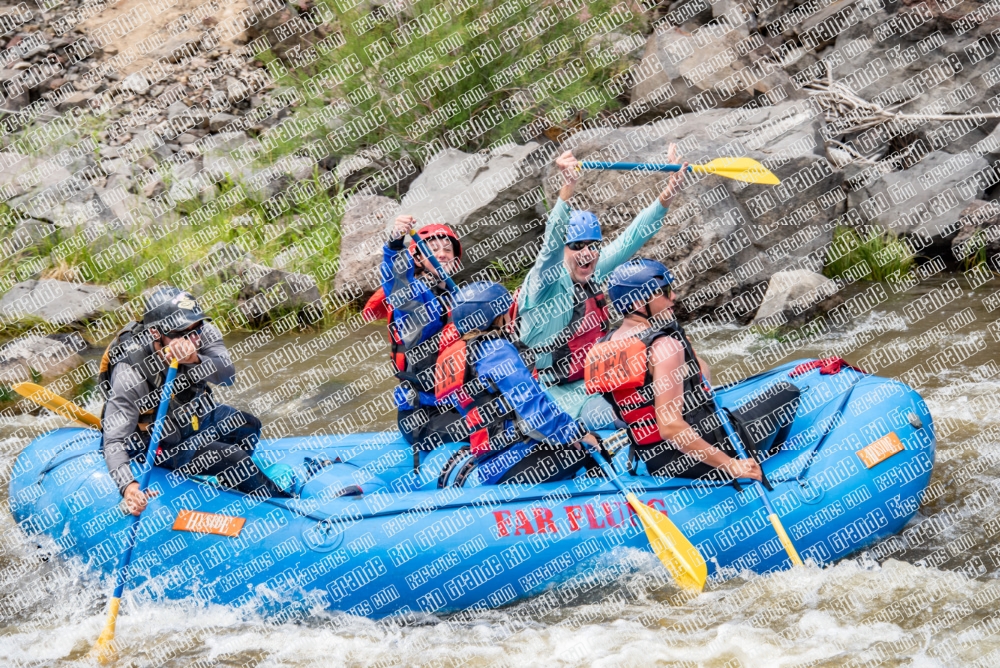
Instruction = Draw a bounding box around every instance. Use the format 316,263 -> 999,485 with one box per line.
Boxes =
567,210 -> 602,244
451,282 -> 513,334
607,258 -> 675,315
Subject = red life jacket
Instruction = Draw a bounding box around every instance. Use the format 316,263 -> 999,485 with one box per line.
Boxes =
585,320 -> 727,465
362,288 -> 390,323
434,333 -> 524,457
543,282 -> 609,384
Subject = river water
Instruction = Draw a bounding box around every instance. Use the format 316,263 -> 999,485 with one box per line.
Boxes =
2,274 -> 999,667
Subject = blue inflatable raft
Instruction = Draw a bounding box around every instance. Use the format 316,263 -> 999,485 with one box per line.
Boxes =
7,359 -> 935,619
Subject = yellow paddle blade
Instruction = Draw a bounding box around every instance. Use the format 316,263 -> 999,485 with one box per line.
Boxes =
12,382 -> 102,429
90,596 -> 120,664
692,157 -> 780,185
626,493 -> 707,591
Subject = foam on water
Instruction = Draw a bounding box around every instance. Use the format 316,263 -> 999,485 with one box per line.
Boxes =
3,280 -> 1000,666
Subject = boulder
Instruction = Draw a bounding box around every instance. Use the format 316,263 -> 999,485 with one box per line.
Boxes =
0,151 -> 109,229
400,142 -> 548,280
0,334 -> 86,385
632,25 -> 794,117
827,3 -> 1000,156
209,113 -> 239,133
333,195 -> 398,301
12,218 -> 55,245
951,199 -> 1000,267
201,132 -> 253,183
189,243 -> 321,326
237,264 -> 321,327
121,72 -> 150,95
751,270 -> 844,329
0,152 -> 72,203
847,150 -> 991,262
244,0 -> 335,61
245,156 -> 319,202
0,280 -> 120,329
541,101 -> 842,324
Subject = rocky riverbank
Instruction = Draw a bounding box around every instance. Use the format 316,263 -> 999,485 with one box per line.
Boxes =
0,0 -> 997,398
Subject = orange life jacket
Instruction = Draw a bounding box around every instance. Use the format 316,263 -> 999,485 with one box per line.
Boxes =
370,284 -> 454,400
433,332 -> 533,457
434,336 -> 492,456
585,321 -> 725,451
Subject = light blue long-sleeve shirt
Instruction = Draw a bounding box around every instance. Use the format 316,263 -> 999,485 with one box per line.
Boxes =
516,197 -> 669,417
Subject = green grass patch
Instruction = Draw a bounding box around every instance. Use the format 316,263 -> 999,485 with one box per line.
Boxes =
9,175 -> 347,335
489,258 -> 532,292
824,225 -> 915,282
268,0 -> 648,184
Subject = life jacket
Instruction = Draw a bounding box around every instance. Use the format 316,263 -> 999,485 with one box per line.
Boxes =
540,281 -> 609,385
98,321 -> 211,443
434,331 -> 526,458
584,318 -> 727,473
385,282 -> 454,405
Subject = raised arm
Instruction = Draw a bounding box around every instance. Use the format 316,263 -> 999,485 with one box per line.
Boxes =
381,216 -> 445,349
519,151 -> 581,309
595,144 -> 689,283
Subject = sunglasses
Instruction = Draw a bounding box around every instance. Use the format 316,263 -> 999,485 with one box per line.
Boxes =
165,325 -> 203,339
566,241 -> 600,252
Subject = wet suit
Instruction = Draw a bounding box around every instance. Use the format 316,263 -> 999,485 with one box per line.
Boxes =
101,323 -> 286,497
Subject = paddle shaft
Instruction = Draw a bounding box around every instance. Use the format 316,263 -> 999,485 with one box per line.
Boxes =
718,414 -> 802,565
584,440 -> 631,497
110,360 -> 178,597
12,382 -> 102,428
660,324 -> 802,564
581,161 -> 688,173
95,359 -> 179,656
409,229 -> 459,293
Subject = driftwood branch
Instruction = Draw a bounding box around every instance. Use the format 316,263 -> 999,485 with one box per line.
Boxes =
800,61 -> 1000,136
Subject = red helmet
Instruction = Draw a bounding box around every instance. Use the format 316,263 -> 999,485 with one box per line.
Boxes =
408,223 -> 462,259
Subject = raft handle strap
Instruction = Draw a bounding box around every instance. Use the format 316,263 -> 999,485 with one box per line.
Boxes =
723,407 -> 774,492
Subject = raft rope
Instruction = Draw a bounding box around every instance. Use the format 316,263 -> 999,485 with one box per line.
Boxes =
788,357 -> 866,378
786,373 -> 868,484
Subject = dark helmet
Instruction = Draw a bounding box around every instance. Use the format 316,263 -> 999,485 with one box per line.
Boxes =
566,210 -> 602,244
142,286 -> 210,335
607,258 -> 675,315
451,281 -> 513,334
408,223 -> 463,258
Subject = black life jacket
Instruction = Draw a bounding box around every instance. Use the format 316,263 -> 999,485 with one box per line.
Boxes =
585,318 -> 730,477
538,281 -> 609,385
434,330 -> 531,458
98,321 -> 212,443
